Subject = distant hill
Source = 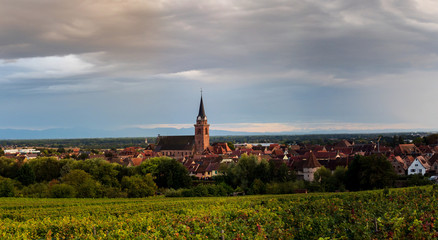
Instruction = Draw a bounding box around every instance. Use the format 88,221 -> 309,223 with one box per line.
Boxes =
0,127 -> 255,139
0,127 -> 433,140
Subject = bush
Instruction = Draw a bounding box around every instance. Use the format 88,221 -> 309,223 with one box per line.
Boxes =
181,188 -> 194,197
165,184 -> 231,198
21,183 -> 49,198
121,174 -> 157,198
164,188 -> 183,197
0,177 -> 15,197
266,181 -> 306,194
192,185 -> 209,197
407,174 -> 433,187
50,184 -> 76,198
100,186 -> 127,198
251,179 -> 266,195
62,169 -> 100,198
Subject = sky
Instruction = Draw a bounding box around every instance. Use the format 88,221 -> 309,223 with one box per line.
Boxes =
1,0 -> 438,135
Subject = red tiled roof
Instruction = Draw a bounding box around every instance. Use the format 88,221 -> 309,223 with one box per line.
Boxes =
131,158 -> 143,166
303,151 -> 321,168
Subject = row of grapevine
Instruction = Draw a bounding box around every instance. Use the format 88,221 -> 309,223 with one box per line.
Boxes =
0,186 -> 437,239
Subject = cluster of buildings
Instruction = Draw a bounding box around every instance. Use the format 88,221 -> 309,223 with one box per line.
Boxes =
2,96 -> 438,182
108,96 -> 438,181
2,148 -> 40,160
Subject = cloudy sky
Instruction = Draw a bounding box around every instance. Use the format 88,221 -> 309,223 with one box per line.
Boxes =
1,0 -> 438,135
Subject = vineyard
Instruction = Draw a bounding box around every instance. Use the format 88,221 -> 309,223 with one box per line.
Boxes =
0,186 -> 437,239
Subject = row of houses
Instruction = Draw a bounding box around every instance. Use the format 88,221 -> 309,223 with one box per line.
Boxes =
2,141 -> 438,181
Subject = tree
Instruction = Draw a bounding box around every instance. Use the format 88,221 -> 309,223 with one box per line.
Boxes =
16,163 -> 36,186
62,169 -> 99,198
121,174 -> 156,198
0,157 -> 19,179
424,134 -> 438,145
398,136 -> 404,145
413,137 -> 424,146
314,166 -> 332,191
137,157 -> 191,189
0,177 -> 15,197
332,166 -> 347,191
76,153 -> 89,160
251,179 -> 266,194
346,154 -> 396,191
67,159 -> 120,187
231,154 -> 258,190
254,159 -> 270,182
57,147 -> 66,154
227,142 -> 235,151
49,184 -> 76,198
28,157 -> 63,182
22,183 -> 49,198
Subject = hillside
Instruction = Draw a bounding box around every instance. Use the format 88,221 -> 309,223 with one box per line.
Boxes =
1,186 -> 437,239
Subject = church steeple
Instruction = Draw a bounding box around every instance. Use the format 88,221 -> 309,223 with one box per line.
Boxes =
197,95 -> 207,121
194,92 -> 209,154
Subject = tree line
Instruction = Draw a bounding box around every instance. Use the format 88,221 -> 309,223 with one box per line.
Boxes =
0,154 -> 434,198
0,157 -> 190,198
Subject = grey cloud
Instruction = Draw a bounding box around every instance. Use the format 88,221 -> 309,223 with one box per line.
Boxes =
1,0 -> 438,131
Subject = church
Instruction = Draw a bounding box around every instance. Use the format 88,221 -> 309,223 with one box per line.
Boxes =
154,95 -> 210,159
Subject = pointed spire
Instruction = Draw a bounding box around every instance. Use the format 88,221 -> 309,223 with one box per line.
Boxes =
197,94 -> 207,120
304,150 -> 321,168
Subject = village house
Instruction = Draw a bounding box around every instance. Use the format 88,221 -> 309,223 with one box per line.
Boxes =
389,155 -> 408,175
407,156 -> 430,175
394,144 -> 422,156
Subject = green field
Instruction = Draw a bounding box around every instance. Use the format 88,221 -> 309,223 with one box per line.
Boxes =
1,186 -> 437,239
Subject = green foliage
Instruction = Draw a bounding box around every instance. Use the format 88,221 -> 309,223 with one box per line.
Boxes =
28,157 -> 63,182
57,147 -> 66,154
265,180 -> 305,194
407,174 -> 433,186
165,183 -> 233,197
137,157 -> 191,189
314,166 -> 347,192
21,183 -> 49,198
222,154 -> 296,192
76,153 -> 89,160
251,179 -> 266,194
424,134 -> 438,145
0,157 -> 19,179
413,137 -> 425,146
227,142 -> 235,151
16,163 -> 36,186
346,154 -> 396,191
62,169 -> 99,198
100,186 -> 127,198
0,177 -> 15,197
164,188 -> 182,197
67,158 -> 120,187
0,186 -> 437,239
49,184 -> 76,198
121,174 -> 157,198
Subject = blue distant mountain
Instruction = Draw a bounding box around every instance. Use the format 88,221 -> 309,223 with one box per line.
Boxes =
0,127 -> 430,139
0,127 -> 254,139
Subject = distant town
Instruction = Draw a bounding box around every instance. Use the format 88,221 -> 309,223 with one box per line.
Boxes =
1,96 -> 437,184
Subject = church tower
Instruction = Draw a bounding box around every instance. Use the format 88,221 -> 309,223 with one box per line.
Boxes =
194,94 -> 210,153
